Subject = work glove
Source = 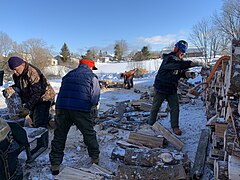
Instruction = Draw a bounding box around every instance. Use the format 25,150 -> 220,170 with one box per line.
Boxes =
190,60 -> 210,69
185,71 -> 196,79
16,106 -> 29,118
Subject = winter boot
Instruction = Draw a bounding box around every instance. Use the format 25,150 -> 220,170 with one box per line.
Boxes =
173,128 -> 182,136
51,164 -> 60,175
91,157 -> 99,165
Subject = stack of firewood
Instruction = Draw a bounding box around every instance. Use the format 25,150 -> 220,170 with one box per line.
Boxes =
204,39 -> 240,179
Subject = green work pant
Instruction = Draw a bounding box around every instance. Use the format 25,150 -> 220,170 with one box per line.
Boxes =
49,109 -> 100,165
148,91 -> 179,129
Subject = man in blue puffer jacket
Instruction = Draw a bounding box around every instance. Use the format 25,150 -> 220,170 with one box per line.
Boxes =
49,59 -> 100,175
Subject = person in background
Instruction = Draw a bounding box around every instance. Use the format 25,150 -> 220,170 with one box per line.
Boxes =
49,59 -> 100,175
120,68 -> 138,89
7,56 -> 56,145
147,40 -> 209,135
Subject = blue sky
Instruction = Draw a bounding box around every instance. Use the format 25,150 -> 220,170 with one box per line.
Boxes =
1,0 -> 223,54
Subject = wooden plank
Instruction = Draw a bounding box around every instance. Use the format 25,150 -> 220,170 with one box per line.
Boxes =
56,167 -> 103,180
192,129 -> 210,179
79,164 -> 113,178
152,122 -> 184,150
228,155 -> 240,180
127,132 -> 164,148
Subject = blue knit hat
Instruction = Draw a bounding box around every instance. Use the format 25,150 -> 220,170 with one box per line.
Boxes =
8,57 -> 24,70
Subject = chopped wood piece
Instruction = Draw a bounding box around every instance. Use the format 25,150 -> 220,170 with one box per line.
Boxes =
152,122 -> 184,150
127,132 -> 164,148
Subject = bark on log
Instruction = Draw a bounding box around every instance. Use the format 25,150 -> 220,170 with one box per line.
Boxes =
127,132 -> 164,148
116,164 -> 187,180
124,148 -> 185,167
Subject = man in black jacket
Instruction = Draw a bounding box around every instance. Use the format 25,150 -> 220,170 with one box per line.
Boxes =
147,40 -> 207,135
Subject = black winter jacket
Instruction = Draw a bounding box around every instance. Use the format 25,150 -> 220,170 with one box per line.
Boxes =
153,52 -> 192,94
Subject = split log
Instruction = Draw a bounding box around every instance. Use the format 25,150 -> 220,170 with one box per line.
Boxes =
114,101 -> 129,118
214,160 -> 228,180
192,129 -> 210,179
111,146 -> 125,160
228,155 -> 240,180
116,140 -> 148,149
131,99 -> 150,107
116,164 -> 187,180
127,132 -> 164,148
206,114 -> 218,126
56,166 -> 103,180
215,121 -> 228,138
139,102 -> 152,111
79,164 -> 113,178
210,148 -> 224,160
152,122 -> 184,150
224,124 -> 236,154
124,148 -> 185,167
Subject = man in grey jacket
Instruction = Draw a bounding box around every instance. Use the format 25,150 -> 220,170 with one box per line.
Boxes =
49,59 -> 100,175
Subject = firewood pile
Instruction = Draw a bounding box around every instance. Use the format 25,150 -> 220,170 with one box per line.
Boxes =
203,39 -> 240,179
93,80 -> 197,179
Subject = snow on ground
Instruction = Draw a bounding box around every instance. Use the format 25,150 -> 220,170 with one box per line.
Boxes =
0,59 -> 209,179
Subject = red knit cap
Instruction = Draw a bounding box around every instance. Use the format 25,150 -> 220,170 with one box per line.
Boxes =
79,59 -> 98,70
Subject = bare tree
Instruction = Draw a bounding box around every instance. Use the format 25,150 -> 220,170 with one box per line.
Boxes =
19,39 -> 52,70
213,0 -> 240,40
189,19 -> 210,61
0,32 -> 14,69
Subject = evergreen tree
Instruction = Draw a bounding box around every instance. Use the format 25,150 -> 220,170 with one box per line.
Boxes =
114,43 -> 122,61
141,46 -> 150,59
60,43 -> 71,62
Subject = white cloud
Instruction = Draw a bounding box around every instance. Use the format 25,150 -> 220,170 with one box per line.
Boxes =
137,34 -> 178,46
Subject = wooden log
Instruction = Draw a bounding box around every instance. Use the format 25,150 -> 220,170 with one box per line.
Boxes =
116,164 -> 187,180
139,102 -> 152,111
224,124 -> 236,154
114,101 -> 129,118
214,160 -> 228,180
111,146 -> 125,160
116,140 -> 148,149
79,164 -> 113,178
206,114 -> 218,126
228,155 -> 240,180
191,129 -> 210,179
124,148 -> 184,167
56,166 -> 103,180
215,122 -> 228,138
152,122 -> 184,150
131,99 -> 150,107
127,132 -> 164,148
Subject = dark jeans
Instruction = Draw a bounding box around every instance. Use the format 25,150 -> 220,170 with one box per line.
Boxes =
29,101 -> 51,128
148,91 -> 179,129
29,101 -> 51,147
49,109 -> 100,166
